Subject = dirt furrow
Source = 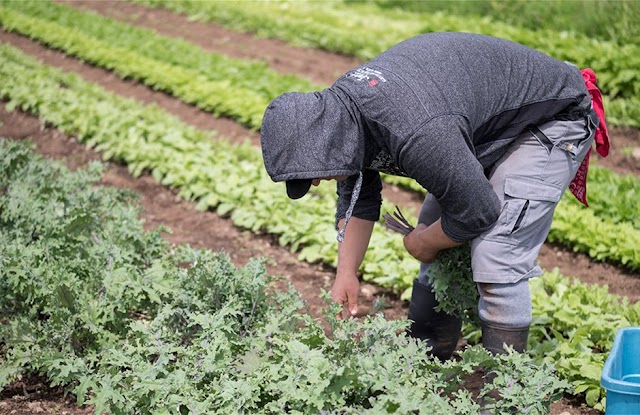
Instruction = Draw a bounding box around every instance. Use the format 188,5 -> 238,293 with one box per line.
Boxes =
59,0 -> 360,87
1,27 -> 638,302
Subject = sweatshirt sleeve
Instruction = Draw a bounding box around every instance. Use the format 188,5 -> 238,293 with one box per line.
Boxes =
398,114 -> 501,242
335,169 -> 383,227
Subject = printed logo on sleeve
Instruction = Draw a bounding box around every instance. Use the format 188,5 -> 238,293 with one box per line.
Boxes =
347,67 -> 387,87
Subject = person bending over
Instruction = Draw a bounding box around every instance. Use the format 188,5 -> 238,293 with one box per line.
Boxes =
260,32 -> 608,359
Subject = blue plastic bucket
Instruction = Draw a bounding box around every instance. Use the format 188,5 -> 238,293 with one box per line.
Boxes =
601,327 -> 640,414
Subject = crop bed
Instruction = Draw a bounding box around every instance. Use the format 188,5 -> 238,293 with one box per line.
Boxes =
1,1 -> 639,414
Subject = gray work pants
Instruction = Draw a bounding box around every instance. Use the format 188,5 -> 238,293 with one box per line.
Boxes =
418,113 -> 596,327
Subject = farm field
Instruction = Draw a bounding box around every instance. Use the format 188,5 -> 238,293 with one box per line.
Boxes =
1,1 -> 639,414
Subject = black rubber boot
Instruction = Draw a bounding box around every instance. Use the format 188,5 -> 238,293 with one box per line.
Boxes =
407,278 -> 462,360
481,321 -> 529,355
479,322 -> 530,415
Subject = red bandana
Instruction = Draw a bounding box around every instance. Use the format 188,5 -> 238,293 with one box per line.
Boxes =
568,68 -> 610,206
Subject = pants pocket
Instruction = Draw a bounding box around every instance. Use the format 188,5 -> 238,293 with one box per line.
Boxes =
490,175 -> 563,244
533,116 -> 592,163
471,176 -> 563,283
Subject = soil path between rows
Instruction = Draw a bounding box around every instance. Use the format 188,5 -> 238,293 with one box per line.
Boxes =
1,27 -> 638,302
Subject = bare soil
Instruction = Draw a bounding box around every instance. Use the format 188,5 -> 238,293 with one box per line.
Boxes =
1,1 -> 638,413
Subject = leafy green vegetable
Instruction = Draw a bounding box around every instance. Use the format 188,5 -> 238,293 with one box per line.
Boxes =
363,0 -> 640,47
0,139 -> 568,414
0,42 -> 637,408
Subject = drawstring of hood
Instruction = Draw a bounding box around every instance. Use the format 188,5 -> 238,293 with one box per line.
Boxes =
337,172 -> 363,243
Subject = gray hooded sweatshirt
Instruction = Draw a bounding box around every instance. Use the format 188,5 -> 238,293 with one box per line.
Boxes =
260,32 -> 591,242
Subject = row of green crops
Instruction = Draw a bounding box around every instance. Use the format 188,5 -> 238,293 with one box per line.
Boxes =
0,0 -> 318,130
1,43 -> 639,409
3,0 -> 640,131
2,139 -> 573,414
1,0 -> 639,272
560,167 -> 640,230
528,270 -> 640,410
134,0 -> 640,127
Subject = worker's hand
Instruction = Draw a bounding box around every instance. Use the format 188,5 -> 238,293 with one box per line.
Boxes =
330,272 -> 360,319
403,223 -> 440,264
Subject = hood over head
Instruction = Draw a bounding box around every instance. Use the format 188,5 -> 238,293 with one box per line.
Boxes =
260,89 -> 364,199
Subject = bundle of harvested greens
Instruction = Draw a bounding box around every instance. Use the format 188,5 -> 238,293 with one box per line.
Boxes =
383,206 -> 479,324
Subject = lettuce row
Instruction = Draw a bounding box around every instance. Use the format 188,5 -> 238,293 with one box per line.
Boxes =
0,1 -> 318,130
